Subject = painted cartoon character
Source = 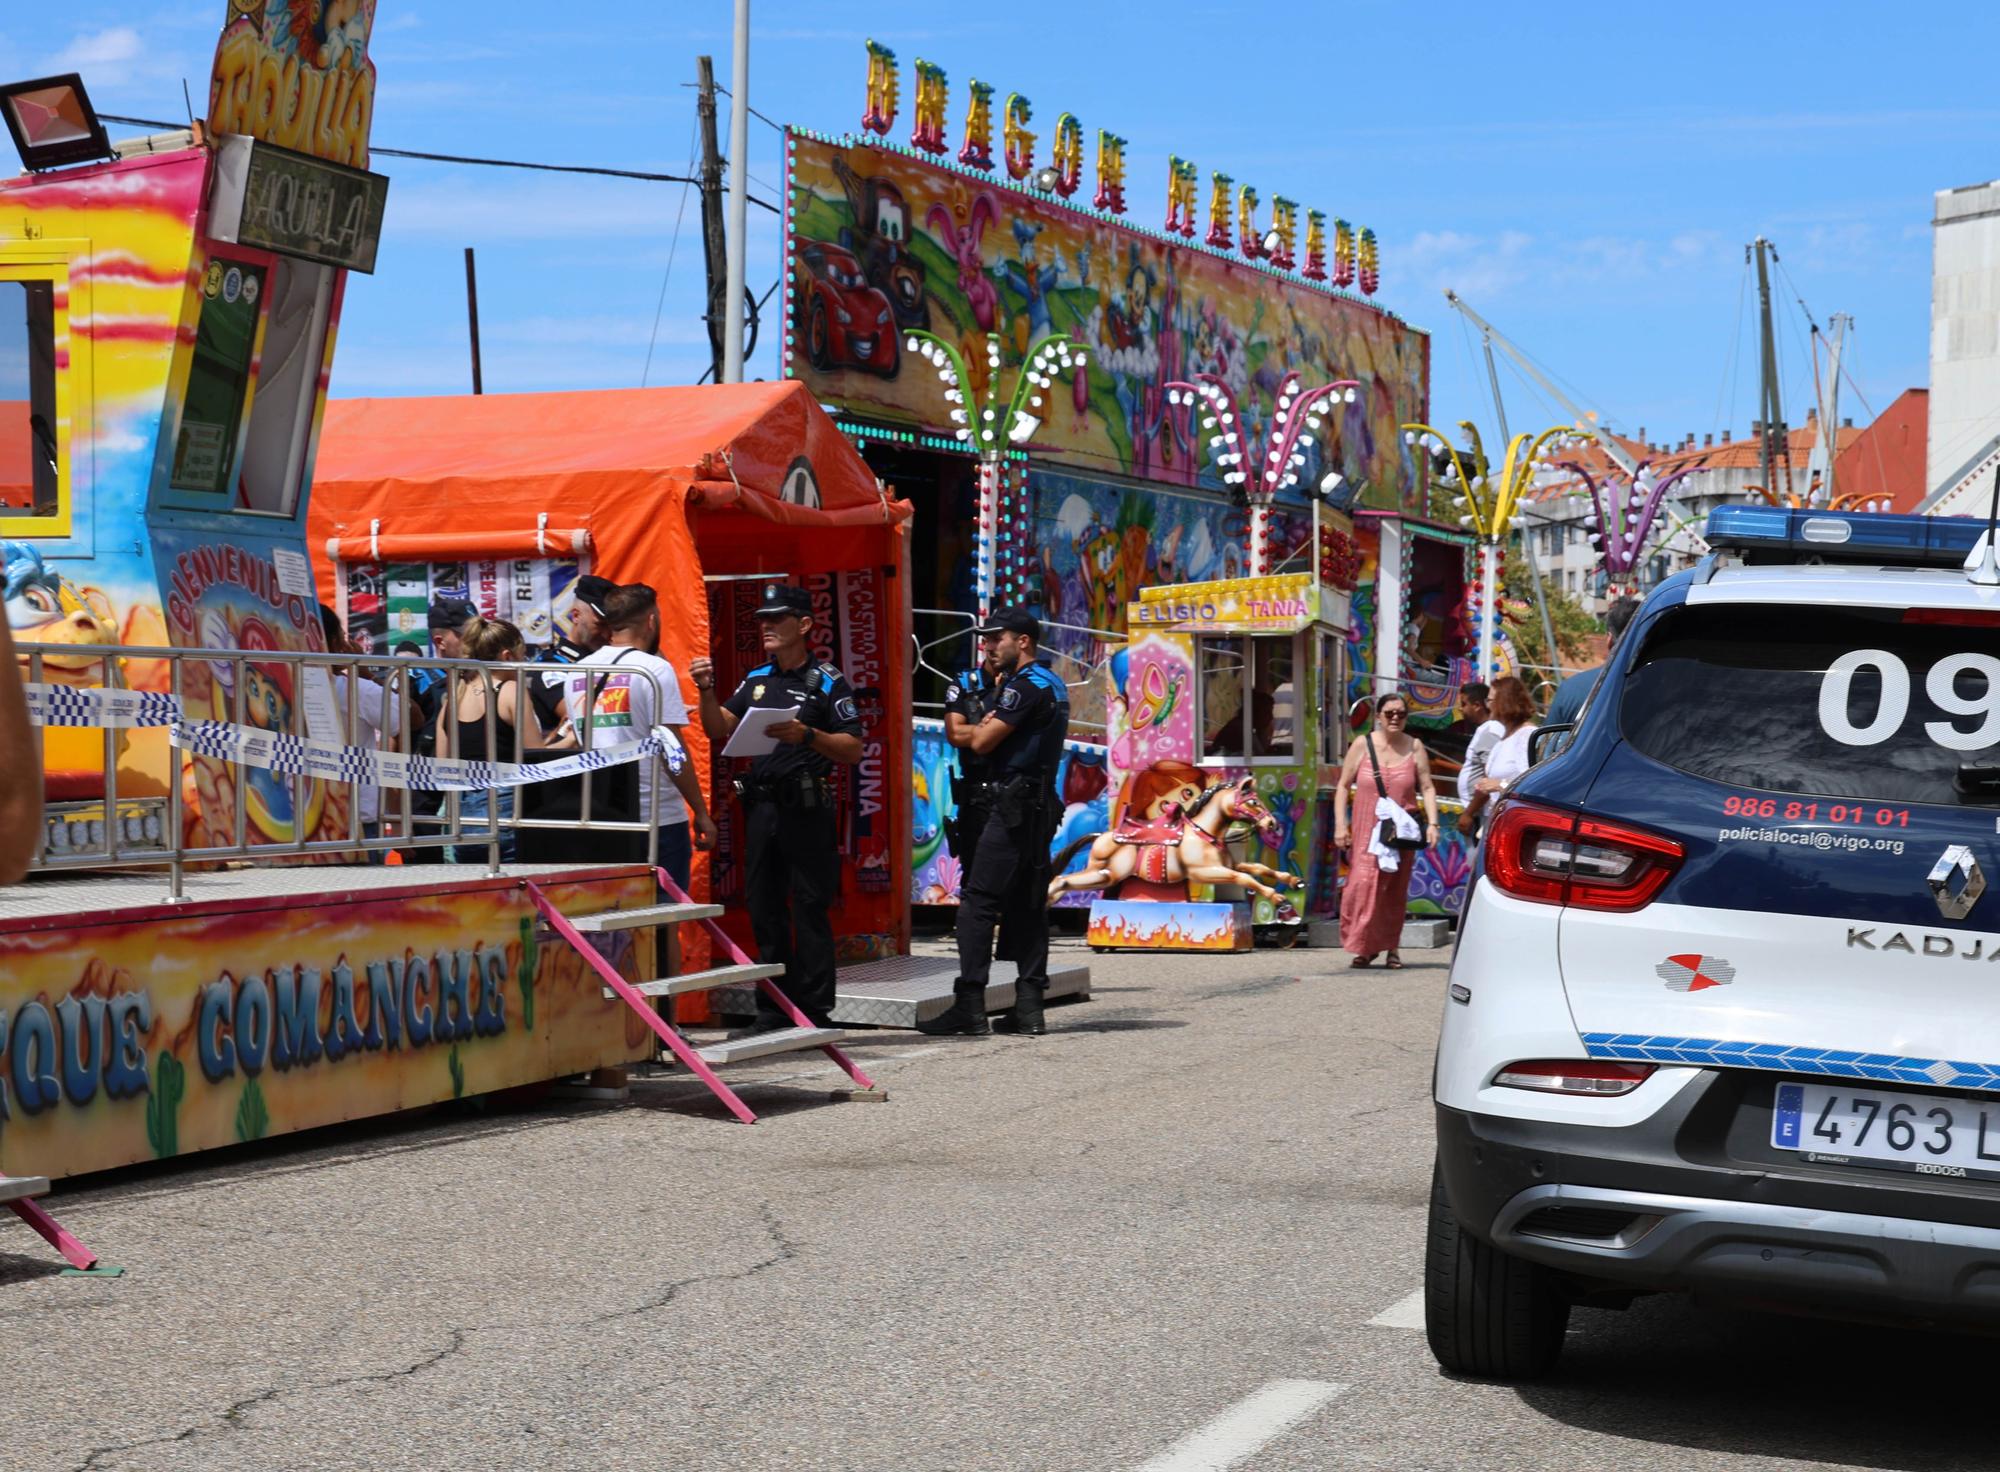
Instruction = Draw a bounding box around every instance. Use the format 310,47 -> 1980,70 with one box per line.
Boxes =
5,539 -> 119,800
285,0 -> 373,70
924,190 -> 1000,332
4,539 -> 113,683
997,218 -> 1062,351
832,156 -> 929,328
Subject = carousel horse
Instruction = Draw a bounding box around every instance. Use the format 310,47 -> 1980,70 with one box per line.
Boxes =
1047,774 -> 1303,919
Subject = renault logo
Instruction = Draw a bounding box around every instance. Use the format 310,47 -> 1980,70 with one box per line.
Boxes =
1928,845 -> 1986,921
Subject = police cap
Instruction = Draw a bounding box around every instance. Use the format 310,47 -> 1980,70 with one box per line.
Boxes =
427,595 -> 477,631
572,574 -> 618,618
753,583 -> 814,619
973,606 -> 1040,640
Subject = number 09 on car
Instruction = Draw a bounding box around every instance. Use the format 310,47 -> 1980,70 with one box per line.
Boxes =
1774,1083 -> 2000,1180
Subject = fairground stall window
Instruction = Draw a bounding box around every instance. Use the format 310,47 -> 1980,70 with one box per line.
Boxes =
1317,629 -> 1347,766
0,241 -> 87,537
1198,632 -> 1302,765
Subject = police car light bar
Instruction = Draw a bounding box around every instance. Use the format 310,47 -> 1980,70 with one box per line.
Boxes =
1704,506 -> 1985,567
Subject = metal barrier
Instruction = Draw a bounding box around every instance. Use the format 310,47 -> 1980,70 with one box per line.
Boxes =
20,640 -> 682,899
910,607 -> 1124,742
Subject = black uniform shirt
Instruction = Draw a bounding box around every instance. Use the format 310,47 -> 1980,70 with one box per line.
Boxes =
946,665 -> 1001,782
724,657 -> 864,781
989,660 -> 1070,782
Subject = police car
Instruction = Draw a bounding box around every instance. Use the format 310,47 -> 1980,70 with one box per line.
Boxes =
1430,506 -> 2000,1378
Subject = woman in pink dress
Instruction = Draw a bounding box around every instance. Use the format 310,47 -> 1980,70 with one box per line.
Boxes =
1333,693 -> 1441,968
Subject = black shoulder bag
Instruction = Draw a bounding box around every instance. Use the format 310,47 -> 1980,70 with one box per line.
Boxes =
1365,734 -> 1429,851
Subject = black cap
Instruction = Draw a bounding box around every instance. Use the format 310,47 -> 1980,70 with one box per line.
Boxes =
753,583 -> 813,618
973,606 -> 1040,640
572,574 -> 617,618
427,595 -> 477,631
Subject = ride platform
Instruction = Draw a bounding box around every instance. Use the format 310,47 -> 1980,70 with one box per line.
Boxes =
714,950 -> 1093,1029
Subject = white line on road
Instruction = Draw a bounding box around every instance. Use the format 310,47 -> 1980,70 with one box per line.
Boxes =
1367,1289 -> 1426,1330
1135,1379 -> 1348,1472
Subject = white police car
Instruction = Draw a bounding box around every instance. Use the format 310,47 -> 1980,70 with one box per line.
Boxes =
1429,506 -> 2000,1378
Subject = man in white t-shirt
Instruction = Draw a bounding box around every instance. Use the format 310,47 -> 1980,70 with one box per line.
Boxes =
563,582 -> 715,888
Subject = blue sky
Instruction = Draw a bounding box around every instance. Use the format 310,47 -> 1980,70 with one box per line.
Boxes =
6,2 -> 1996,451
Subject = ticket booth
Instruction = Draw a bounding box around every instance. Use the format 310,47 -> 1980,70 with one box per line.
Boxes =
0,10 -> 389,851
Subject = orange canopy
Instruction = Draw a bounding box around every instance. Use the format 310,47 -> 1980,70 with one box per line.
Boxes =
308,380 -> 914,958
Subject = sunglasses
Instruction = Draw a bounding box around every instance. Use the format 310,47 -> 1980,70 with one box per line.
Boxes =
1380,708 -> 1408,719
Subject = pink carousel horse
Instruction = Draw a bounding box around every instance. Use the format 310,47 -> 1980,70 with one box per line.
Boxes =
1047,775 -> 1302,919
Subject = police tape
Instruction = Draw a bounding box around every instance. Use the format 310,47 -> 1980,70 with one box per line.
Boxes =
25,683 -> 182,729
169,717 -> 687,792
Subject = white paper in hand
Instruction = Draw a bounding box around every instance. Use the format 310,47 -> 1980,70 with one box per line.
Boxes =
722,705 -> 794,758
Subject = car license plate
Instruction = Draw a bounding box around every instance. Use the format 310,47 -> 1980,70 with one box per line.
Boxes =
1772,1082 -> 2000,1182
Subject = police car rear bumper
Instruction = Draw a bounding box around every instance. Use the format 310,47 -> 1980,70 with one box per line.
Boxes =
1438,1094 -> 2000,1324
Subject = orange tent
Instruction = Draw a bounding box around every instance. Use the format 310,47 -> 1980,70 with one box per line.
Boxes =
308,380 -> 914,960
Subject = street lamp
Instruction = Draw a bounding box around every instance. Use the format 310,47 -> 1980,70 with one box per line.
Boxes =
1167,370 -> 1361,576
904,327 -> 1085,616
1401,418 -> 1573,682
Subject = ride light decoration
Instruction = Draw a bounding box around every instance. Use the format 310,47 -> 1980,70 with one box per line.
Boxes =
1562,456 -> 1697,595
1,73 -> 113,171
1167,370 -> 1361,577
904,327 -> 1085,614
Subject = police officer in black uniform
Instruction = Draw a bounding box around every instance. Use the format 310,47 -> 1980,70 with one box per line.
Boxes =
529,573 -> 616,736
691,585 -> 863,1036
921,607 -> 1069,1037
941,628 -> 1006,878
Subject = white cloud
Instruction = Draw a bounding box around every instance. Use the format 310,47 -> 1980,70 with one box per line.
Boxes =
48,26 -> 147,86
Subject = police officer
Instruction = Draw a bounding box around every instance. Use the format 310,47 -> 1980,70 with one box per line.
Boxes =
941,628 -> 1006,878
529,573 -> 616,736
921,607 -> 1069,1037
691,584 -> 863,1036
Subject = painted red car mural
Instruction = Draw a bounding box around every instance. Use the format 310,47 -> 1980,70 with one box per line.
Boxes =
794,242 -> 900,377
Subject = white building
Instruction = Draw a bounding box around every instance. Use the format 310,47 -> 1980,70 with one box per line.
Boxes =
1926,179 -> 2000,514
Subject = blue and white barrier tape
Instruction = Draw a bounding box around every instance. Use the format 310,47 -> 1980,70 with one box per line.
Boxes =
168,719 -> 686,792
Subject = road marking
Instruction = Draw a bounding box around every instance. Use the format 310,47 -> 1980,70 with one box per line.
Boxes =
1367,1289 -> 1425,1330
1135,1379 -> 1348,1472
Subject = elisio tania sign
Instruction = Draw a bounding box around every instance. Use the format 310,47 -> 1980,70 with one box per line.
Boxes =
208,135 -> 389,273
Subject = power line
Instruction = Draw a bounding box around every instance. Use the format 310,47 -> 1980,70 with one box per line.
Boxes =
1713,252 -> 1748,438
641,116 -> 700,389
676,81 -> 784,134
96,113 -> 780,212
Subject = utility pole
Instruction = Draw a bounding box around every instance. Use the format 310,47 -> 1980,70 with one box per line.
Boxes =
1752,238 -> 1788,500
463,246 -> 483,394
695,56 -> 729,385
720,0 -> 751,383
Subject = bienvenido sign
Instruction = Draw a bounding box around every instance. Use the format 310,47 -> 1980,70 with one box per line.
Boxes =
207,134 -> 389,274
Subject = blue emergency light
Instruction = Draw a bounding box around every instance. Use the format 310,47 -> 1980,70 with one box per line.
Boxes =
1705,506 -> 1985,566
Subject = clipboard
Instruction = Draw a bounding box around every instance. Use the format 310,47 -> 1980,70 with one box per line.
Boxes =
722,704 -> 794,758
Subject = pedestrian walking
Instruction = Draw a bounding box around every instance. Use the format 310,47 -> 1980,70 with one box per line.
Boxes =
1458,674 -> 1539,836
1333,693 -> 1440,969
691,584 -> 863,1035
564,583 -> 715,889
921,607 -> 1070,1037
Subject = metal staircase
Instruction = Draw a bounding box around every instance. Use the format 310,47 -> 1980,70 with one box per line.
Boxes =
525,867 -> 876,1124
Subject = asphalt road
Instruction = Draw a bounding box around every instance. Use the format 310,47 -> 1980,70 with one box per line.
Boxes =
8,933 -> 2000,1471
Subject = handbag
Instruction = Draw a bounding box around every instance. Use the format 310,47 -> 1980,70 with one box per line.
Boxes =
1365,735 -> 1430,851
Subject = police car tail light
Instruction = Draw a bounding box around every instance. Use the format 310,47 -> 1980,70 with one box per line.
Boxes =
1494,1059 -> 1656,1096
1485,801 -> 1683,912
